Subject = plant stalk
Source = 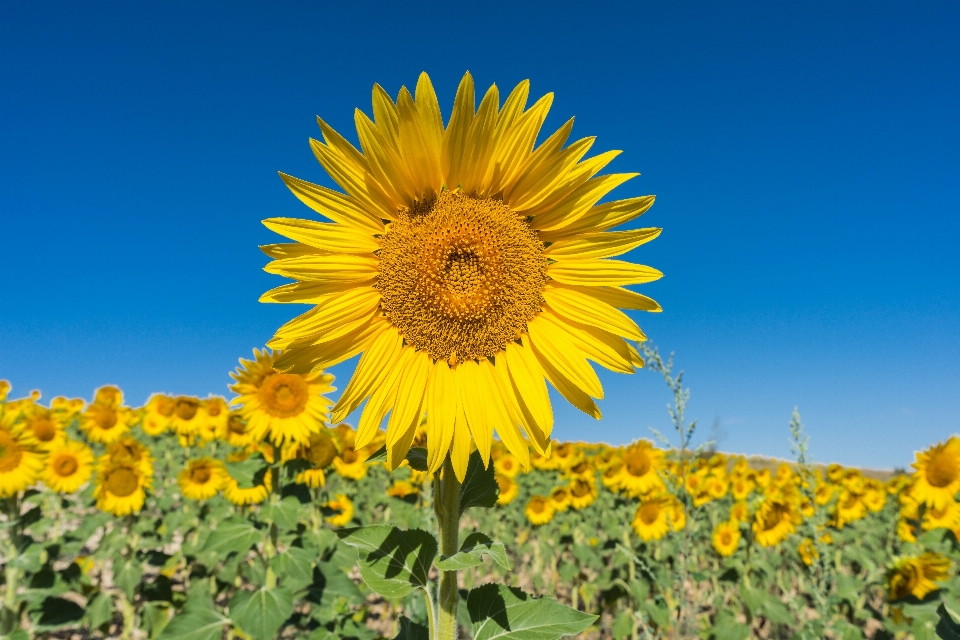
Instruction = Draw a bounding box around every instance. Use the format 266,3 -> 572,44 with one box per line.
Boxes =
434,459 -> 462,640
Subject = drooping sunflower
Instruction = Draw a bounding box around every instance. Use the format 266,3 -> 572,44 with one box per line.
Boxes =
910,437 -> 960,510
94,463 -> 151,516
524,495 -> 555,526
224,468 -> 272,506
325,494 -> 355,527
260,72 -> 662,480
496,474 -> 519,505
230,349 -> 335,447
41,439 -> 94,493
0,428 -> 44,497
178,458 -> 227,500
294,430 -> 340,488
141,394 -> 175,436
99,437 -> 154,479
712,521 -> 741,557
887,552 -> 951,601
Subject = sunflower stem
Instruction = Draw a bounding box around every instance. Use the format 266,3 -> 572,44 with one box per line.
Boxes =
434,459 -> 461,640
2,496 -> 21,635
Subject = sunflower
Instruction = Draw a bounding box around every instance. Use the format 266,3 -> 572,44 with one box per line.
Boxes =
141,394 -> 175,436
169,396 -> 204,442
922,500 -> 960,531
333,446 -> 369,480
80,401 -> 131,444
564,458 -> 593,481
706,476 -> 729,500
525,495 -> 555,526
549,486 -> 571,512
42,440 -> 94,493
910,437 -> 960,510
387,479 -> 418,499
834,489 -> 867,528
230,349 -> 335,447
731,475 -> 754,501
94,385 -> 123,407
863,486 -> 887,512
568,477 -> 598,509
94,463 -> 151,516
224,468 -> 272,506
712,521 -> 740,557
178,458 -> 227,500
753,497 -> 801,547
99,437 -> 154,479
260,72 -> 661,480
798,539 -> 819,567
496,474 -> 519,505
19,404 -> 66,451
325,494 -> 355,527
730,500 -> 750,523
815,482 -> 836,506
224,413 -> 256,448
887,552 -> 951,601
494,453 -> 520,478
611,440 -> 664,497
755,468 -> 772,489
197,397 -> 230,442
632,494 -> 671,541
0,428 -> 44,497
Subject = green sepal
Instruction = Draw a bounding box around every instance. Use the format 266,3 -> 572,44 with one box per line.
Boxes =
336,525 -> 437,598
435,532 -> 511,571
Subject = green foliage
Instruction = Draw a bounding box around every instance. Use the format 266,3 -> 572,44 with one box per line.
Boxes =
466,583 -> 597,640
436,532 -> 510,571
337,525 -> 438,598
459,451 -> 500,515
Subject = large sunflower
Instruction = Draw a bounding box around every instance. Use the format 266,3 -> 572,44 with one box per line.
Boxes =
178,458 -> 227,500
80,401 -> 131,444
910,437 -> 960,510
94,462 -> 151,516
0,428 -> 44,497
260,72 -> 661,480
42,439 -> 94,493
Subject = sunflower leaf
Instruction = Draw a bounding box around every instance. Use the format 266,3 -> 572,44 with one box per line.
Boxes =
435,532 -> 511,571
201,516 -> 263,557
336,525 -> 437,598
459,451 -> 499,516
936,603 -> 960,640
466,584 -> 596,640
228,585 -> 295,640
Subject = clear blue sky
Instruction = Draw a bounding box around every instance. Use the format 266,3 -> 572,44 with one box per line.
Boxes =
2,1 -> 958,470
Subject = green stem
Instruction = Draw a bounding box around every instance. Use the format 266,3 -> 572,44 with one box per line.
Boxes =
2,496 -> 21,635
434,459 -> 462,640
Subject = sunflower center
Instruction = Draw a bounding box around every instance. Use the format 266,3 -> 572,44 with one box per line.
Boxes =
207,401 -> 223,417
377,190 -> 547,362
762,503 -> 785,531
625,450 -> 652,477
190,466 -> 212,484
926,451 -> 959,488
530,498 -> 547,514
31,418 -> 57,442
105,467 -> 139,497
258,374 -> 309,417
340,448 -> 358,464
93,406 -> 118,430
306,433 -> 337,468
639,501 -> 661,525
496,476 -> 512,493
175,398 -> 199,421
0,432 -> 23,472
570,480 -> 591,498
228,415 -> 247,435
55,454 -> 79,477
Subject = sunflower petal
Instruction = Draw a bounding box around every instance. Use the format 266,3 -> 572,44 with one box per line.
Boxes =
332,326 -> 403,423
268,288 -> 381,348
259,279 -> 377,304
371,84 -> 401,153
263,218 -> 380,254
544,228 -> 661,261
260,243 -> 327,260
273,315 -> 386,373
458,360 -> 493,466
450,386 -> 472,482
493,80 -> 530,146
426,362 -> 457,473
485,92 -> 553,194
356,346 -> 414,448
263,253 -> 379,283
551,283 -> 662,312
543,312 -> 637,374
538,195 -> 656,242
481,359 -> 530,468
517,150 -> 621,216
547,259 -> 663,287
387,408 -> 421,471
532,173 -> 638,232
278,172 -> 384,233
507,137 -> 595,211
460,84 -> 499,194
504,340 -> 553,440
542,286 -> 645,341
309,138 -> 396,220
398,87 -> 441,197
355,109 -> 417,207
527,316 -> 603,399
386,349 -> 431,447
529,339 -> 602,419
441,72 -> 475,189
415,72 -> 444,160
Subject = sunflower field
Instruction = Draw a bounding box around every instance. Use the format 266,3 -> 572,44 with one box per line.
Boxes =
3,347 -> 960,640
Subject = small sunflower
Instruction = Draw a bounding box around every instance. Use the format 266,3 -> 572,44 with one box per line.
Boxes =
548,443 -> 580,472
99,437 -> 154,479
632,494 -> 671,541
834,489 -> 867,529
42,440 -> 94,493
230,349 -> 335,447
730,475 -> 754,501
225,412 -> 256,448
141,394 -> 175,436
80,401 -> 131,444
815,482 -> 836,506
197,397 -> 230,442
333,446 -> 369,480
496,474 -> 519,505
752,497 -> 801,547
178,458 -> 227,500
712,521 -> 740,557
169,396 -> 203,441
922,500 -> 960,531
568,477 -> 597,509
94,385 -> 124,407
325,494 -> 355,527
262,72 -> 662,481
0,428 -> 44,497
19,404 -> 66,451
910,437 -> 960,510
549,485 -> 571,512
224,468 -> 272,506
494,453 -> 520,478
94,463 -> 151,516
706,476 -> 729,500
887,552 -> 951,601
798,539 -> 819,567
525,495 -> 555,526
387,479 -> 418,499
730,500 -> 750,523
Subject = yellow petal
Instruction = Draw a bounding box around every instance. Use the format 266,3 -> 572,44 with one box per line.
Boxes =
309,138 -> 396,221
493,79 -> 530,148
268,288 -> 381,348
414,72 -> 444,161
517,150 -> 621,216
542,312 -> 636,374
506,136 -> 595,211
460,84 -> 499,194
527,316 -> 603,398
332,325 -> 403,423
532,173 -> 638,232
542,286 -> 645,341
355,109 -> 417,207
426,362 -> 457,473
480,359 -> 530,468
504,340 -> 553,440
371,83 -> 401,153
356,346 -> 414,448
538,195 -> 656,243
485,92 -> 553,194
259,279 -> 377,304
550,283 -> 662,312
386,349 -> 431,447
278,172 -> 384,234
544,228 -> 661,261
529,338 -> 602,420
494,351 -> 549,456
316,116 -> 370,173
441,72 -> 475,189
273,314 -> 386,373
263,218 -> 380,254
503,118 -> 573,204
387,412 -> 421,471
397,86 -> 441,197
263,253 -> 379,283
260,243 -> 326,260
547,259 -> 663,287
458,360 -> 492,466
450,393 -> 472,482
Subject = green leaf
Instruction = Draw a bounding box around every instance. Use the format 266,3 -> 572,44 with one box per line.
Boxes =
9,543 -> 44,572
86,591 -> 114,630
157,604 -> 230,640
228,586 -> 295,640
337,525 -> 437,598
115,560 -> 143,601
225,456 -> 268,487
708,611 -> 750,640
201,516 -> 262,557
394,616 -> 430,640
467,583 -> 596,640
32,596 -> 84,629
459,451 -> 499,516
759,593 -> 793,626
141,601 -> 172,639
936,603 -> 960,640
270,546 -> 316,593
316,561 -> 364,601
262,496 -> 302,531
366,445 -> 388,463
611,611 -> 634,640
405,448 -> 429,472
833,619 -> 865,640
435,532 -> 511,571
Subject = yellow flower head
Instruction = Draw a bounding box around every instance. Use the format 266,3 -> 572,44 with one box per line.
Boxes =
224,468 -> 272,506
753,497 -> 801,547
549,485 -> 572,512
712,521 -> 741,557
94,463 -> 151,516
613,440 -> 664,497
42,439 -> 94,493
196,396 -> 230,442
755,468 -> 772,489
524,495 -> 555,526
815,482 -> 836,506
99,437 -> 154,479
834,489 -> 867,529
80,401 -> 131,444
224,412 -> 256,448
387,479 -> 418,499
325,494 -> 355,527
632,494 -> 672,541
261,72 -> 662,482
178,458 -> 227,501
922,499 -> 960,531
230,349 -> 335,447
169,396 -> 204,440
0,428 -> 44,497
731,475 -> 755,501
19,404 -> 66,451
568,477 -> 598,510
706,476 -> 729,500
564,458 -> 594,481
910,437 -> 960,510
494,453 -> 521,478
496,474 -> 519,505
798,539 -> 819,567
887,552 -> 951,601
333,446 -> 369,480
730,500 -> 750,523
0,381 -> 9,402
141,394 -> 175,436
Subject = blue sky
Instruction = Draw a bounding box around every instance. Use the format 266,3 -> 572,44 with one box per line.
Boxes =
2,2 -> 958,470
